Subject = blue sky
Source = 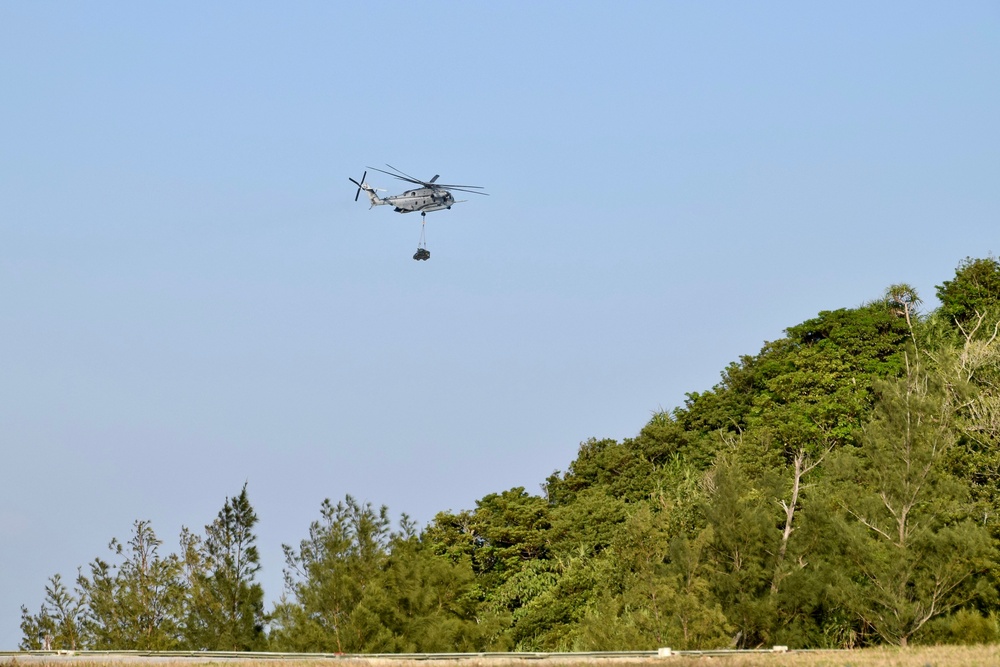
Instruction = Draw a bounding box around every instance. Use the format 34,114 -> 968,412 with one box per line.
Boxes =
2,2 -> 998,650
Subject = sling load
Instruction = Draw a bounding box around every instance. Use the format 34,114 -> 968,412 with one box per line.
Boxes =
413,213 -> 430,261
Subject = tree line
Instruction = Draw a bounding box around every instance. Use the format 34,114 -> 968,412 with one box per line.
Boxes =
20,256 -> 1000,651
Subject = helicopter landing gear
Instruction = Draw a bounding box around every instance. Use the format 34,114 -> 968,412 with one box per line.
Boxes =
413,212 -> 430,261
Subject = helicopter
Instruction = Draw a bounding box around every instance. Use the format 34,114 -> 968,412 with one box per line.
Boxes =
349,164 -> 488,261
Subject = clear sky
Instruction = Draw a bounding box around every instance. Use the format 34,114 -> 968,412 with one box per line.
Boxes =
2,1 -> 998,650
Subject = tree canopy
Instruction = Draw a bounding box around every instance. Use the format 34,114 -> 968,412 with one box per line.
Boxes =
21,256 -> 1000,651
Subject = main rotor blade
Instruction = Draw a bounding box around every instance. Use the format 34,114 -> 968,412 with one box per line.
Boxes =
432,183 -> 487,190
366,165 -> 488,195
444,186 -> 489,196
384,164 -> 424,183
366,165 -> 426,187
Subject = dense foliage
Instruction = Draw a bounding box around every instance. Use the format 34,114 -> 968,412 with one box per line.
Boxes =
20,256 -> 1000,651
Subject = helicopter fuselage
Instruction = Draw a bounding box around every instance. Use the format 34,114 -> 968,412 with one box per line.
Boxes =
383,187 -> 455,213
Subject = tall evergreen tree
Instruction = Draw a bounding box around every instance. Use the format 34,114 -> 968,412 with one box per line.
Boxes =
832,361 -> 996,646
270,495 -> 392,652
19,573 -> 84,650
19,603 -> 55,651
185,483 -> 266,650
354,521 -> 492,652
76,520 -> 185,649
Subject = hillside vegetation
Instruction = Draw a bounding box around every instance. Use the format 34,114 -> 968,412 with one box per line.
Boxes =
21,257 -> 1000,653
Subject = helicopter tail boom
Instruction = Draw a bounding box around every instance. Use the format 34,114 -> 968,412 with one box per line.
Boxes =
361,184 -> 387,208
349,172 -> 388,209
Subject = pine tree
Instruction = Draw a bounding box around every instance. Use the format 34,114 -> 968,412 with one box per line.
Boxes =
833,361 -> 996,646
270,495 -> 392,652
19,573 -> 84,650
185,483 -> 266,650
76,520 -> 185,649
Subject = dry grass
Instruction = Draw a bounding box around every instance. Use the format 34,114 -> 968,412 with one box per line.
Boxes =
6,647 -> 1000,667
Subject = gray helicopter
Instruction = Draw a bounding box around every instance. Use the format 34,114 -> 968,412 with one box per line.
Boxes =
349,164 -> 488,261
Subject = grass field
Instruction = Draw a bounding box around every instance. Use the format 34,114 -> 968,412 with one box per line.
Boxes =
5,646 -> 1000,667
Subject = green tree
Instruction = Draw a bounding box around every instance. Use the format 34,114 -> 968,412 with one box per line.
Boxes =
546,438 -> 658,505
19,573 -> 84,650
575,508 -> 730,651
693,426 -> 845,649
426,487 -> 556,648
638,301 -> 910,472
353,521 -> 493,652
19,603 -> 55,651
884,283 -> 923,349
923,308 -> 1000,523
700,451 -> 775,647
76,520 -> 185,649
270,495 -> 392,652
936,256 -> 1000,328
428,488 -> 551,600
178,525 -> 209,647
752,303 -> 911,446
833,362 -> 996,646
184,483 -> 266,650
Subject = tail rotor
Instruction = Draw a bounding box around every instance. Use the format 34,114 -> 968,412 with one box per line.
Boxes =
348,171 -> 367,202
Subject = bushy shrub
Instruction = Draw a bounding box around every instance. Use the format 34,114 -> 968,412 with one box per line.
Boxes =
920,609 -> 999,645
